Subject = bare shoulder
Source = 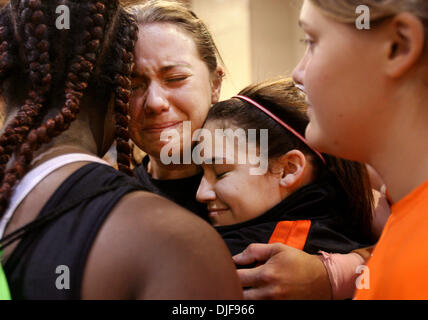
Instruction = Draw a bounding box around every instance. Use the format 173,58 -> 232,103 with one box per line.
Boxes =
110,191 -> 226,251
82,191 -> 242,300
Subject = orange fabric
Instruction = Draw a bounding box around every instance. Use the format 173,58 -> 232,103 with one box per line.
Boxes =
355,180 -> 428,300
268,220 -> 311,250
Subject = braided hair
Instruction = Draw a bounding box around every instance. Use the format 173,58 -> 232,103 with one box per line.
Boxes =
0,0 -> 138,216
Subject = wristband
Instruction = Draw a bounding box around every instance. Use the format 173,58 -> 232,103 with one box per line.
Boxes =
318,251 -> 366,300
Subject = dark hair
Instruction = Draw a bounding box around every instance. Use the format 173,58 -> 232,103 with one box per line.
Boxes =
206,78 -> 375,241
0,0 -> 138,216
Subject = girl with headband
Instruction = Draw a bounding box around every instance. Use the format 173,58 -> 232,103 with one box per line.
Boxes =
196,78 -> 376,259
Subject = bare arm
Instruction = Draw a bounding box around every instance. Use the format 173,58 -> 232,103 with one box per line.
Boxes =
81,191 -> 243,299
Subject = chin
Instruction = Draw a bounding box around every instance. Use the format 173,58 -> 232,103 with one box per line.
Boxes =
305,125 -> 335,156
305,124 -> 322,149
307,128 -> 358,161
210,213 -> 237,227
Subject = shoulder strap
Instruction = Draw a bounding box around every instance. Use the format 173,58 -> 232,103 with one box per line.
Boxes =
0,251 -> 10,300
0,183 -> 120,252
0,153 -> 110,238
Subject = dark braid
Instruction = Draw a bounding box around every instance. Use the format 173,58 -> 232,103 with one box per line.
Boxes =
0,7 -> 16,169
0,0 -> 52,180
0,0 -> 106,213
0,5 -> 15,86
110,11 -> 138,176
0,0 -> 136,217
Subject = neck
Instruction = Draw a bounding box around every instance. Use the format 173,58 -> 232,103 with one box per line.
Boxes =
147,155 -> 201,180
30,144 -> 95,170
29,117 -> 101,169
369,100 -> 428,204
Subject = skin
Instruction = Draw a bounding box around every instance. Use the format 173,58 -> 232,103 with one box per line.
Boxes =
129,23 -> 223,180
233,243 -> 332,300
1,79 -> 242,300
196,121 -> 314,226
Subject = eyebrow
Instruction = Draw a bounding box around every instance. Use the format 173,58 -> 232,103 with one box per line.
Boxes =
298,19 -> 319,35
131,63 -> 192,78
212,157 -> 226,163
199,156 -> 231,164
200,156 -> 223,163
160,63 -> 192,72
298,19 -> 308,28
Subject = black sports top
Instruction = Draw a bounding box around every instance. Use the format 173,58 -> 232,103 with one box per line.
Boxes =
217,175 -> 374,259
134,156 -> 209,222
3,163 -> 143,300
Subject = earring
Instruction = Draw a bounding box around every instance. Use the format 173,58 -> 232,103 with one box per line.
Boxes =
284,174 -> 294,186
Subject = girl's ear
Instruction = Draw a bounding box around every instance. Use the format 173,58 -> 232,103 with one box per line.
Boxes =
210,66 -> 224,104
277,150 -> 308,190
384,13 -> 425,78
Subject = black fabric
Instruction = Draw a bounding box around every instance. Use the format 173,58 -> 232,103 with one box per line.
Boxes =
134,156 -> 209,222
3,163 -> 144,300
216,175 -> 374,260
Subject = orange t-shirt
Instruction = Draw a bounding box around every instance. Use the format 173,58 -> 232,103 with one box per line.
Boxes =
354,180 -> 428,300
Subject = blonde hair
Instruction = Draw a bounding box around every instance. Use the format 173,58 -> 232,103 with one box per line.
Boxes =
309,0 -> 428,24
127,0 -> 222,74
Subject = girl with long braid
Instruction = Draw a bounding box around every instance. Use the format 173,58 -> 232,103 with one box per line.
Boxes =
0,0 -> 242,299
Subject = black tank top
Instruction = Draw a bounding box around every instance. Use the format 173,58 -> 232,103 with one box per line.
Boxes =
3,163 -> 144,300
134,156 -> 209,222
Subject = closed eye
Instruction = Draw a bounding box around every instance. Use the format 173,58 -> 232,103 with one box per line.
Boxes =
165,76 -> 189,83
131,83 -> 145,91
300,38 -> 314,47
215,171 -> 229,179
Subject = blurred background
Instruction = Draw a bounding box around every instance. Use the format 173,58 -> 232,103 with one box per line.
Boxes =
126,0 -> 306,99
0,0 -> 304,101
0,0 -> 305,126
123,0 -> 306,100
191,0 -> 305,100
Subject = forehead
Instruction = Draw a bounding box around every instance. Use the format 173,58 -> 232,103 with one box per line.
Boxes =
299,0 -> 325,29
134,22 -> 202,73
201,121 -> 249,156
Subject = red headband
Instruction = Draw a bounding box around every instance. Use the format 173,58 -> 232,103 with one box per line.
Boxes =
233,95 -> 327,165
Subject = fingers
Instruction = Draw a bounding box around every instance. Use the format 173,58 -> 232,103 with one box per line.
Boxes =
233,243 -> 295,300
233,243 -> 284,266
242,287 -> 272,300
236,266 -> 264,288
238,267 -> 281,300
